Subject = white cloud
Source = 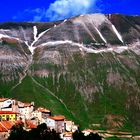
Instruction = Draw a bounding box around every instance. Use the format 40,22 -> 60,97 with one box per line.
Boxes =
12,0 -> 99,22
46,0 -> 99,21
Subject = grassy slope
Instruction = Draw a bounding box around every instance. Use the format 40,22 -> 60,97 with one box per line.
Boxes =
30,51 -> 140,131
7,76 -> 77,124
0,51 -> 140,132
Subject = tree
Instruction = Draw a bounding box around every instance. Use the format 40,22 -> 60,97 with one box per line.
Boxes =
8,123 -> 62,140
86,133 -> 102,140
73,130 -> 85,140
8,124 -> 28,140
30,123 -> 61,140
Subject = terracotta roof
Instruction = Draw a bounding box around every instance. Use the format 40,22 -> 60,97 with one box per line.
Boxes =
0,120 -> 23,132
0,98 -> 9,102
0,122 -> 12,132
24,103 -> 32,107
15,120 -> 23,125
0,120 -> 36,132
18,102 -> 32,107
25,120 -> 37,129
0,111 -> 19,114
48,115 -> 65,121
37,107 -> 51,113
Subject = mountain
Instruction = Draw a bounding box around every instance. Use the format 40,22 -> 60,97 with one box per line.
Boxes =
0,14 -> 140,132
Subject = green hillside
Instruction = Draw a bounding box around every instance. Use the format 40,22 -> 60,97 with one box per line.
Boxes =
1,51 -> 140,132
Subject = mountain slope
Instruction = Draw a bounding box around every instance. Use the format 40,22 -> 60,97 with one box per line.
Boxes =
0,14 -> 140,131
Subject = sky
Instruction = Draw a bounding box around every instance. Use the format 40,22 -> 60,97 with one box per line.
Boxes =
0,0 -> 140,22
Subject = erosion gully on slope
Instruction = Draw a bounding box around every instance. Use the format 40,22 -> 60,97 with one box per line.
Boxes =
8,25 -> 80,124
8,21 -> 137,91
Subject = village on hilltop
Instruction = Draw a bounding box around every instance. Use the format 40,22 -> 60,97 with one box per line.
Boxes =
0,98 -> 93,140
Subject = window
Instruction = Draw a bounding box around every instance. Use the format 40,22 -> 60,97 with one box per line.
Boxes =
6,115 -> 9,121
2,115 -> 5,117
7,101 -> 11,103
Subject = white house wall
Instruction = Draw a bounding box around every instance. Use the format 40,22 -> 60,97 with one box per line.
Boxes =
0,99 -> 13,109
1,108 -> 13,111
46,118 -> 56,129
19,106 -> 34,119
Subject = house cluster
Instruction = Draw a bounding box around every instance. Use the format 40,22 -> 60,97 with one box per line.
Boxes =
0,98 -> 79,140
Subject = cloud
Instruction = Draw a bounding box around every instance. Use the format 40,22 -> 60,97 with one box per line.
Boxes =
46,0 -> 99,21
13,0 -> 100,22
11,0 -> 140,22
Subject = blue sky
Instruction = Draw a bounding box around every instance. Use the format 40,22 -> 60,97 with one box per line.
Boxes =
0,0 -> 140,22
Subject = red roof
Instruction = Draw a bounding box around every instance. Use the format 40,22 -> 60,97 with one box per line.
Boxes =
24,103 -> 32,107
0,98 -> 9,102
48,115 -> 65,121
37,107 -> 50,113
15,120 -> 23,125
18,102 -> 33,107
0,120 -> 23,132
25,120 -> 37,129
0,120 -> 36,132
0,111 -> 18,114
0,122 -> 12,132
